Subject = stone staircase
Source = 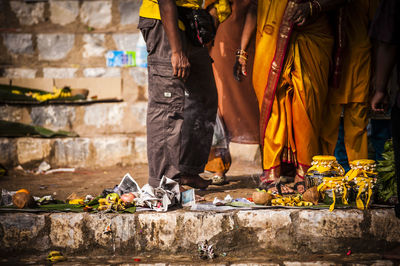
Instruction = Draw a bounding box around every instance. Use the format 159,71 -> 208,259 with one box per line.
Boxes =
0,101 -> 148,168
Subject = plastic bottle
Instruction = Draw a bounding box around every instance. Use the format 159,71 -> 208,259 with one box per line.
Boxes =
135,34 -> 148,68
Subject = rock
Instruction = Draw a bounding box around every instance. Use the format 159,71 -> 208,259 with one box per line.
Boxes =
10,1 -> 45,26
49,0 -> 79,26
53,138 -> 90,167
0,138 -> 17,166
118,0 -> 141,26
43,68 -> 78,78
83,68 -> 120,77
3,68 -> 37,78
16,138 -> 51,165
80,1 -> 112,29
2,34 -> 33,55
129,67 -> 148,87
37,34 -> 75,61
134,136 -> 147,164
31,105 -> 76,130
113,33 -> 140,51
83,34 -> 106,58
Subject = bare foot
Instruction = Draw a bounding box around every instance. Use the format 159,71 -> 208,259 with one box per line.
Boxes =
179,174 -> 211,189
294,175 -> 305,194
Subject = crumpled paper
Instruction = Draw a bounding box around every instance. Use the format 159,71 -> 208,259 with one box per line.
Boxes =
115,173 -> 180,212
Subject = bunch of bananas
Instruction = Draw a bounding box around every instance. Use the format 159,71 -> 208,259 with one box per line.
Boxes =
271,194 -> 313,207
11,86 -> 72,102
31,86 -> 71,102
98,193 -> 126,211
47,251 -> 66,262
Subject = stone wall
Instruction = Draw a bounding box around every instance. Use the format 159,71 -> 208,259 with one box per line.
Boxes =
0,0 -> 145,102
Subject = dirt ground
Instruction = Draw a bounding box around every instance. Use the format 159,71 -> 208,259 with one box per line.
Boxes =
0,160 -> 263,202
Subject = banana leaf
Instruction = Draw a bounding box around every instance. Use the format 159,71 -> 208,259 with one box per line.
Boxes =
0,120 -> 78,138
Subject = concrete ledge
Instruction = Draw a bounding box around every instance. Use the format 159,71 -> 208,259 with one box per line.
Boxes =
0,209 -> 399,256
0,102 -> 147,136
0,135 -> 147,167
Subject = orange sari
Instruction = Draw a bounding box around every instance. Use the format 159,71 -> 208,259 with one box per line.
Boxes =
253,0 -> 334,182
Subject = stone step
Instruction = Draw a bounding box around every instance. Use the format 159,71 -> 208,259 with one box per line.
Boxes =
0,208 -> 399,257
0,136 -> 261,168
0,102 -> 147,137
0,135 -> 147,168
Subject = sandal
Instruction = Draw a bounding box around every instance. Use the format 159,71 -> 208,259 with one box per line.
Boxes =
259,181 -> 294,195
211,173 -> 226,185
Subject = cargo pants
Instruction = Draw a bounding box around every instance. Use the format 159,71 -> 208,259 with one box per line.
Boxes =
138,17 -> 218,187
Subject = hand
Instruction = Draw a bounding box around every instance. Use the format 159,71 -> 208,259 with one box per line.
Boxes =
233,56 -> 247,81
290,3 -> 311,26
171,51 -> 190,80
371,90 -> 388,112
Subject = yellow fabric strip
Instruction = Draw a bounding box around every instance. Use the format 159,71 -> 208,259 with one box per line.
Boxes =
140,0 -> 231,28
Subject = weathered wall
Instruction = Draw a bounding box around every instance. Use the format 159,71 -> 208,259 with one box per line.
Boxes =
0,0 -> 146,102
0,209 -> 399,257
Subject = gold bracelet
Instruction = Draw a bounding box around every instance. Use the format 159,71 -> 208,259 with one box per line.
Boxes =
236,49 -> 248,60
238,55 -> 248,61
309,1 -> 313,16
312,0 -> 322,12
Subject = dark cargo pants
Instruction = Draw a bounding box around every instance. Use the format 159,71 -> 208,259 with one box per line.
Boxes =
139,17 -> 218,187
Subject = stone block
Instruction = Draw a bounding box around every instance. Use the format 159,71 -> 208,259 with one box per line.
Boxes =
369,209 -> 400,242
16,138 -> 51,165
92,136 -> 134,167
135,212 -> 179,252
49,213 -> 85,250
296,209 -> 363,239
110,214 -> 137,250
130,67 -> 148,87
283,262 -> 337,266
236,210 -> 295,251
3,68 -> 36,78
113,33 -> 140,51
37,34 -> 75,61
80,1 -> 112,29
43,68 -> 78,78
85,213 -> 114,248
0,213 -> 49,251
0,138 -> 17,166
49,0 -> 79,26
52,138 -> 90,167
130,102 -> 147,127
134,136 -> 147,164
83,67 -> 120,77
83,34 -> 106,58
0,106 -> 30,123
10,1 -> 45,26
119,0 -> 141,26
83,103 -> 125,128
30,105 -> 76,130
2,33 -> 33,55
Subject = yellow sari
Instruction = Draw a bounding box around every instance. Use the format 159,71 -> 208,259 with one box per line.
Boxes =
253,0 -> 334,182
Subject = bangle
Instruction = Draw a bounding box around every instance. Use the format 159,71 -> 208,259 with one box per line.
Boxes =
312,0 -> 322,13
238,55 -> 248,61
236,49 -> 248,60
309,1 -> 313,16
